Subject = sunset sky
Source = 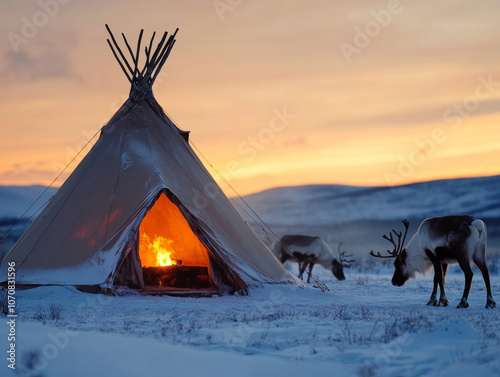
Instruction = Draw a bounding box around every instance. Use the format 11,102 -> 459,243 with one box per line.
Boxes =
1,0 -> 500,196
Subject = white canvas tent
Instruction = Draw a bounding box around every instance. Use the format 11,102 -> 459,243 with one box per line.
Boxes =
0,27 -> 297,294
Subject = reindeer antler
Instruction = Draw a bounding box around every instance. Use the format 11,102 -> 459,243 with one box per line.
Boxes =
338,242 -> 355,268
369,219 -> 410,259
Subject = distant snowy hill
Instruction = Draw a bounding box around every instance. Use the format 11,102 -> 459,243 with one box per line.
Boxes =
1,176 -> 499,254
2,176 -> 498,227
0,185 -> 58,219
0,185 -> 58,251
234,175 -> 500,254
236,175 -> 500,227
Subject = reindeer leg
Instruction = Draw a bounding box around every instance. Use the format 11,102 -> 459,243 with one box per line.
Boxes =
297,264 -> 303,280
297,261 -> 302,280
297,261 -> 306,281
306,261 -> 314,284
456,256 -> 473,308
427,272 -> 439,306
438,263 -> 449,307
473,255 -> 496,309
425,250 -> 442,306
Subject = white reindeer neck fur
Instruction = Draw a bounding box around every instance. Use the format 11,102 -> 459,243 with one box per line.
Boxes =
403,231 -> 433,279
315,238 -> 336,269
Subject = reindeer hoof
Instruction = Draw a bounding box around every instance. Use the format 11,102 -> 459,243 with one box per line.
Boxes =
486,299 -> 496,309
426,298 -> 438,306
457,300 -> 469,309
438,298 -> 449,307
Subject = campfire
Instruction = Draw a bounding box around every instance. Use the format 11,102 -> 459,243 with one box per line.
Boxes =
139,232 -> 210,289
140,233 -> 180,267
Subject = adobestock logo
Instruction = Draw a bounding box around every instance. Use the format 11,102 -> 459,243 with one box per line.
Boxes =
384,74 -> 500,186
339,0 -> 407,63
236,107 -> 296,161
191,106 -> 296,210
7,0 -> 72,53
213,0 -> 245,21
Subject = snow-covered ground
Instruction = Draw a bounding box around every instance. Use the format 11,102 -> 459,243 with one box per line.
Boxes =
1,261 -> 499,377
1,177 -> 499,376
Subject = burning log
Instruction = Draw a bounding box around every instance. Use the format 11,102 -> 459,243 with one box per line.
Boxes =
142,265 -> 211,289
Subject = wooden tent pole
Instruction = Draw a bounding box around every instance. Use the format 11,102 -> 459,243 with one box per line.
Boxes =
140,32 -> 156,77
151,29 -> 178,84
121,33 -> 137,76
133,29 -> 144,81
106,39 -> 132,83
105,26 -> 179,98
105,24 -> 134,77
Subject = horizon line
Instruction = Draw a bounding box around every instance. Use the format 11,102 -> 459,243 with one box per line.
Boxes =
2,172 -> 499,195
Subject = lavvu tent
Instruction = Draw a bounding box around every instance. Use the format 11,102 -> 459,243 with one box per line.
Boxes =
0,26 -> 298,294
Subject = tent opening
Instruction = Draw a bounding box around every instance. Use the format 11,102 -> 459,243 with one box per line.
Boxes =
139,192 -> 214,291
114,192 -> 216,292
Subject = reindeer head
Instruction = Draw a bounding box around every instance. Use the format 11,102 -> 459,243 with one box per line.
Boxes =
332,242 -> 355,281
369,219 -> 410,287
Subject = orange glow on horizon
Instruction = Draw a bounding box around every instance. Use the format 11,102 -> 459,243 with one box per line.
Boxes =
1,2 -> 499,196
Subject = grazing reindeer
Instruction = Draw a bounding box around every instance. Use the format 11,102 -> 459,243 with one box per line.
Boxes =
370,216 -> 496,308
273,236 -> 354,283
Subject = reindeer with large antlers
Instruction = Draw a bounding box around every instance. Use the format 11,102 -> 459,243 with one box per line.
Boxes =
273,236 -> 354,282
370,215 -> 496,308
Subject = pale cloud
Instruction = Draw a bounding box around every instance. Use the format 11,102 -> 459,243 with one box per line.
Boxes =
1,23 -> 79,81
1,46 -> 72,81
0,163 -> 67,186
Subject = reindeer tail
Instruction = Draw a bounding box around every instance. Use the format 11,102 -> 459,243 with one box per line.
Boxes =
471,219 -> 487,256
471,219 -> 487,239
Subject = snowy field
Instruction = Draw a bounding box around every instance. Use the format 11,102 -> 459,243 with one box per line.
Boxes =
1,259 -> 499,377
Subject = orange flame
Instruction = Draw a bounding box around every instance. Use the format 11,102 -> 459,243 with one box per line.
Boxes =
140,233 -> 177,267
